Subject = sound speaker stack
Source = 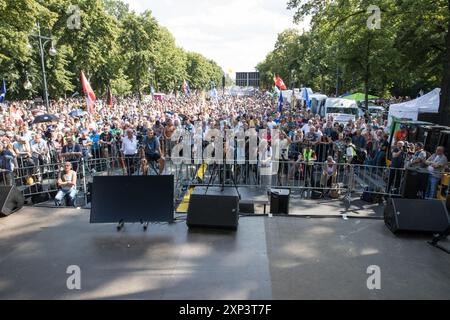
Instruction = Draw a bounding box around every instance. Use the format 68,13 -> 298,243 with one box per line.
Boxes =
187,187 -> 239,230
0,186 -> 25,216
270,188 -> 290,214
384,198 -> 450,234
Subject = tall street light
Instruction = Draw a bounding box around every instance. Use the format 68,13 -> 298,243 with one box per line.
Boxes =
29,22 -> 57,113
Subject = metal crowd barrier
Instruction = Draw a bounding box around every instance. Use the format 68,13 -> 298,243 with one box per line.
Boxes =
0,153 -> 406,207
170,160 -> 405,197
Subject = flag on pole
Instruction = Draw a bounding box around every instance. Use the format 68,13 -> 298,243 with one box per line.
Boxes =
183,80 -> 190,95
212,87 -> 218,98
277,91 -> 284,113
303,88 -> 311,109
274,75 -> 287,90
81,71 -> 96,113
106,84 -> 113,108
0,79 -> 6,103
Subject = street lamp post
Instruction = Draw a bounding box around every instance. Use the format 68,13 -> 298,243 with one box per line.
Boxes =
29,22 -> 57,113
335,28 -> 343,97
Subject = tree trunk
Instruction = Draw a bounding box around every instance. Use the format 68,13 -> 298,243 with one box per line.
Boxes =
440,0 -> 450,125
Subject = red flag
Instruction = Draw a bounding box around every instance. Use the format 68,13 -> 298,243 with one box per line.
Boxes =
106,84 -> 113,108
81,71 -> 96,113
274,75 -> 287,90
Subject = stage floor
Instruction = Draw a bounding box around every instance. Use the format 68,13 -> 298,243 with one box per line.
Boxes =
0,206 -> 449,300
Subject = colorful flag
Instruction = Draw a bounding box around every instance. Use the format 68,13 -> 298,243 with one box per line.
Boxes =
274,75 -> 287,90
303,88 -> 311,109
81,71 -> 96,113
0,79 -> 6,103
183,80 -> 190,95
277,91 -> 284,113
106,84 -> 113,108
212,87 -> 218,98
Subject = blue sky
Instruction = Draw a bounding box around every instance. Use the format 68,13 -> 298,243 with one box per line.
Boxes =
123,0 -> 310,76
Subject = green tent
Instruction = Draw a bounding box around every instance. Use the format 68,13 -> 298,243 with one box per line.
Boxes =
343,93 -> 379,102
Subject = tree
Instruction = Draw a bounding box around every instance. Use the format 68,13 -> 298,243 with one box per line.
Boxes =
287,0 -> 450,123
0,0 -> 224,101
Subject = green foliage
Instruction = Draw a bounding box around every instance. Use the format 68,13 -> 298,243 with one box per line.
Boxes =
261,0 -> 450,109
0,0 -> 224,100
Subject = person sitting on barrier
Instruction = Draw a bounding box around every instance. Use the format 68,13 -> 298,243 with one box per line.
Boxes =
143,129 -> 165,175
55,162 -> 78,207
425,146 -> 448,199
321,156 -> 337,190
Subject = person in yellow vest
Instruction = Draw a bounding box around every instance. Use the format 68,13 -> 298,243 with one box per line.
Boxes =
344,137 -> 357,164
300,143 -> 317,187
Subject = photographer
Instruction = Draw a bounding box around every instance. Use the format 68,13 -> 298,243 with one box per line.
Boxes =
387,141 -> 406,194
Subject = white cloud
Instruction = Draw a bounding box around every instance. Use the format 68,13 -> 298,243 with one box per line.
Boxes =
123,0 -> 310,74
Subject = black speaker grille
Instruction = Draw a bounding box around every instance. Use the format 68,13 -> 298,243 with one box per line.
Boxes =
388,199 -> 450,233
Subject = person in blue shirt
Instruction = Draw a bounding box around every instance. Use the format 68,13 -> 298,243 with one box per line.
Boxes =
143,129 -> 165,175
90,130 -> 101,160
0,143 -> 15,186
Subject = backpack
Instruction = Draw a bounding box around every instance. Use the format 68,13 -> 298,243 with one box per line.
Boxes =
361,187 -> 375,203
351,146 -> 367,165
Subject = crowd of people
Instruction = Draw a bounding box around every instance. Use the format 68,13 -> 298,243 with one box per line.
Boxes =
0,91 -> 447,205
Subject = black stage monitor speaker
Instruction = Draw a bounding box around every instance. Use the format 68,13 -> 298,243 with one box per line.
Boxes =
384,198 -> 450,234
187,194 -> 239,230
90,175 -> 174,223
270,188 -> 290,214
402,169 -> 428,199
0,186 -> 25,216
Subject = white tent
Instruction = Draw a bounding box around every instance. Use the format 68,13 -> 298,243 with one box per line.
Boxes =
388,88 -> 441,126
309,93 -> 328,101
281,88 -> 316,103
